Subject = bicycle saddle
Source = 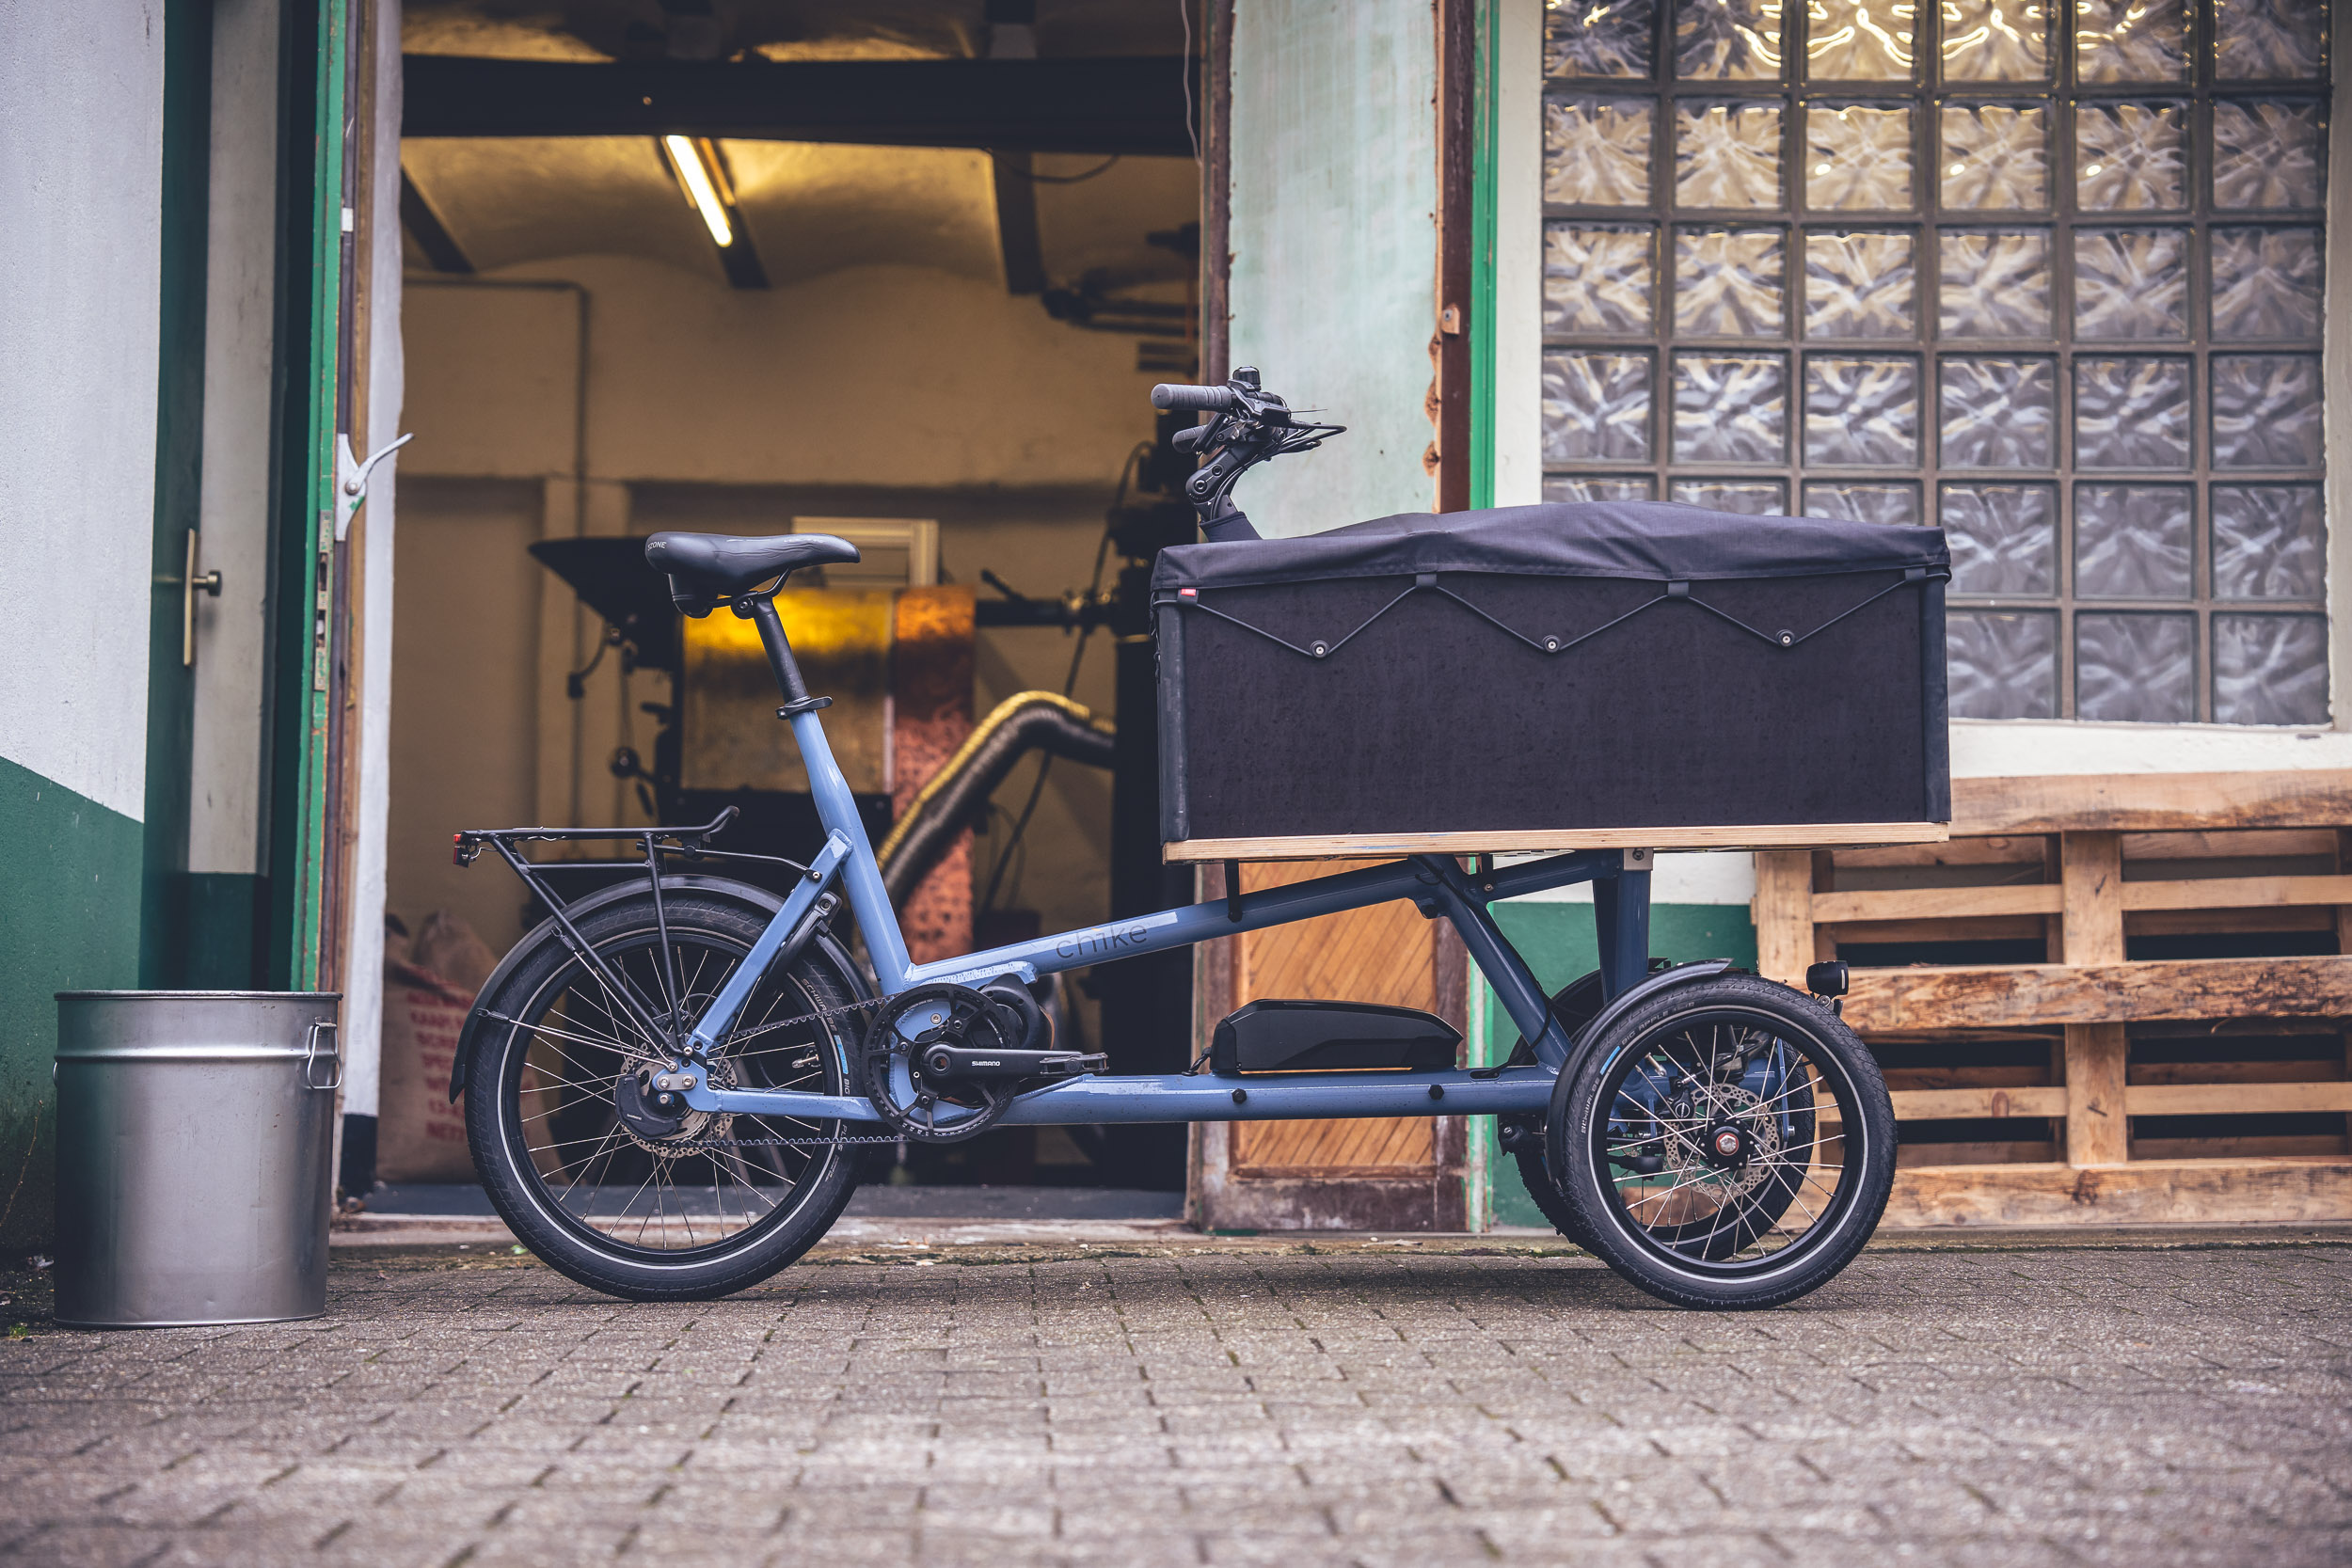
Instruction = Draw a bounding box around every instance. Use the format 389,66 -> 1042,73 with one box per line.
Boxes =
644,531 -> 861,614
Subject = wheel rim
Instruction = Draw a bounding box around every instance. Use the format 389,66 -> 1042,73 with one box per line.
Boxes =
1585,1005 -> 1869,1277
494,923 -> 850,1261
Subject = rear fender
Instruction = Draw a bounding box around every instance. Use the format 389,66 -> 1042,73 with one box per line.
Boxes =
447,873 -> 872,1101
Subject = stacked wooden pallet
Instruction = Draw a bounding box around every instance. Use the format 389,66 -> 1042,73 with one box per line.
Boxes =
1753,771 -> 2352,1227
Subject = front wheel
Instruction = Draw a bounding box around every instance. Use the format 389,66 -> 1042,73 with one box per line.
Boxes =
463,891 -> 871,1301
1552,973 -> 1896,1310
1506,959 -> 1673,1250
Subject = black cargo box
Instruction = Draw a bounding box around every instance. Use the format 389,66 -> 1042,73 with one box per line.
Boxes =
1151,501 -> 1950,853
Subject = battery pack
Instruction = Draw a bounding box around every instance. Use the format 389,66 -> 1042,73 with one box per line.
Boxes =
1209,999 -> 1462,1077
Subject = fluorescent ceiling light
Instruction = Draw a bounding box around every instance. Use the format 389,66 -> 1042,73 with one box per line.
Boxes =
663,135 -> 734,247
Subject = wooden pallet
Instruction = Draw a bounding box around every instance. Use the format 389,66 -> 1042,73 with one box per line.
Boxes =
1754,770 -> 2352,1227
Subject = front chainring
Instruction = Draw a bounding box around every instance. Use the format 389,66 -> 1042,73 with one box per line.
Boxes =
860,983 -> 1025,1145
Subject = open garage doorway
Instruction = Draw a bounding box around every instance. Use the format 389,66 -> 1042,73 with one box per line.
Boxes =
371,1 -> 1205,1205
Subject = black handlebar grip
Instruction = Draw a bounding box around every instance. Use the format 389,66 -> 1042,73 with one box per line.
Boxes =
1152,383 -> 1238,412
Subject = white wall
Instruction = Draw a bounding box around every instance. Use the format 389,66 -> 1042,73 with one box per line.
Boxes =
386,479 -> 546,956
1490,0 -> 1544,509
1227,0 -> 1440,537
0,1 -> 167,816
405,256 -> 1164,489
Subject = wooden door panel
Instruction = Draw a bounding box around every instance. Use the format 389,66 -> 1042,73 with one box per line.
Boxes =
1232,861 -> 1438,1175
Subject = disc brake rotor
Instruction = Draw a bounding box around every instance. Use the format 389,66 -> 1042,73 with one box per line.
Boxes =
1658,1080 -> 1780,1199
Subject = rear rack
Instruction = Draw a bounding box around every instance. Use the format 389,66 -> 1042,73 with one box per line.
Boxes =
451,804 -> 806,875
451,805 -> 829,1055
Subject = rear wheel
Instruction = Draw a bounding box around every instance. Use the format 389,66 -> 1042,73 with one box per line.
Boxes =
463,891 -> 870,1301
1553,973 -> 1895,1310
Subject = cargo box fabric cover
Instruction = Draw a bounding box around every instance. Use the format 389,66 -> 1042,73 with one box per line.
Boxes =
1151,501 -> 1951,845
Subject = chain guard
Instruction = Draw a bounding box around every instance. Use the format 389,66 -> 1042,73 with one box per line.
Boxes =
860,983 -> 1026,1145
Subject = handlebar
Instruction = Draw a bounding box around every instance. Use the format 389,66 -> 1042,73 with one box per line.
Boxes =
1151,383 -> 1238,412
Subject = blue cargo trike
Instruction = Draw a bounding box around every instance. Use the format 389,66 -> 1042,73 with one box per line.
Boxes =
452,372 -> 1950,1310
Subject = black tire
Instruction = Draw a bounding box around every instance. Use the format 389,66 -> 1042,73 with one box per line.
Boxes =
1551,972 -> 1896,1310
1505,962 -> 1668,1249
1512,1139 -> 1592,1247
464,890 -> 868,1301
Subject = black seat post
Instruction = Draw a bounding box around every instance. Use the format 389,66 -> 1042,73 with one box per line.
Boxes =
743,595 -> 819,709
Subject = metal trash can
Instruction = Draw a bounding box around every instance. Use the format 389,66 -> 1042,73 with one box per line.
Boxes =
54,991 -> 342,1327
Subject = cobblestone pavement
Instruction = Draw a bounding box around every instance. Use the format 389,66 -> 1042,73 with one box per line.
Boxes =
1,1233 -> 2347,1567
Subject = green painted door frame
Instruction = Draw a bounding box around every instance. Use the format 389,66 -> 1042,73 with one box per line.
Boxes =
266,0 -> 353,990
1469,0 -> 1501,512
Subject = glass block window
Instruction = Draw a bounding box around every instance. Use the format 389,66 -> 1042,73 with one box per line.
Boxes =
1537,0 -> 2330,722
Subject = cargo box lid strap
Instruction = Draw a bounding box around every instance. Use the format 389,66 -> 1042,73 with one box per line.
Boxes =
1160,558 -> 1947,663
1152,500 -> 1950,594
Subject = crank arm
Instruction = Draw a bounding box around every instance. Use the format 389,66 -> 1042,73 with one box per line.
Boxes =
918,1045 -> 1107,1082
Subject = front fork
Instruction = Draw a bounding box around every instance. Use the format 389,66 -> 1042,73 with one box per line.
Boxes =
1409,849 -> 1652,1073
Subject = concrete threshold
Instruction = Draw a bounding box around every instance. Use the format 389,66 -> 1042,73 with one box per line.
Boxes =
330,1212 -> 1200,1250
330,1212 -> 2352,1256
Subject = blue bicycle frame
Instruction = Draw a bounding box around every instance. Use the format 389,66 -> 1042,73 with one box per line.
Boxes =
479,593 -> 1661,1132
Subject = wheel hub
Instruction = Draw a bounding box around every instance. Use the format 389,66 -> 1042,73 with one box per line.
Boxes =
613,1055 -> 734,1152
1660,1082 -> 1781,1195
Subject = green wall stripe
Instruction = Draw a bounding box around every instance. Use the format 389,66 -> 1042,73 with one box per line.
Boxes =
0,756 -> 143,1249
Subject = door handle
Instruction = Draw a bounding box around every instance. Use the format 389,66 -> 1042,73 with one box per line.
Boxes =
182,528 -> 222,667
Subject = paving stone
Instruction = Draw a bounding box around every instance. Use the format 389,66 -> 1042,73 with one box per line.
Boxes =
2,1239 -> 2347,1565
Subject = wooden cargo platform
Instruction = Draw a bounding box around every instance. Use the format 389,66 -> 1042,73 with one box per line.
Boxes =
1166,821 -> 1949,862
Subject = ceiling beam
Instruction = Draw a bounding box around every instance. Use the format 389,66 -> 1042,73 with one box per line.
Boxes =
399,169 -> 472,274
403,55 -> 1199,157
990,151 -> 1047,294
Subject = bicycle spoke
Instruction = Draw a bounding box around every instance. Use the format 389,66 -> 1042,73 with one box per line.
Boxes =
504,1015 -> 644,1061
556,1122 -> 627,1200
498,921 -> 849,1259
1582,997 -> 1883,1277
625,1164 -> 664,1242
